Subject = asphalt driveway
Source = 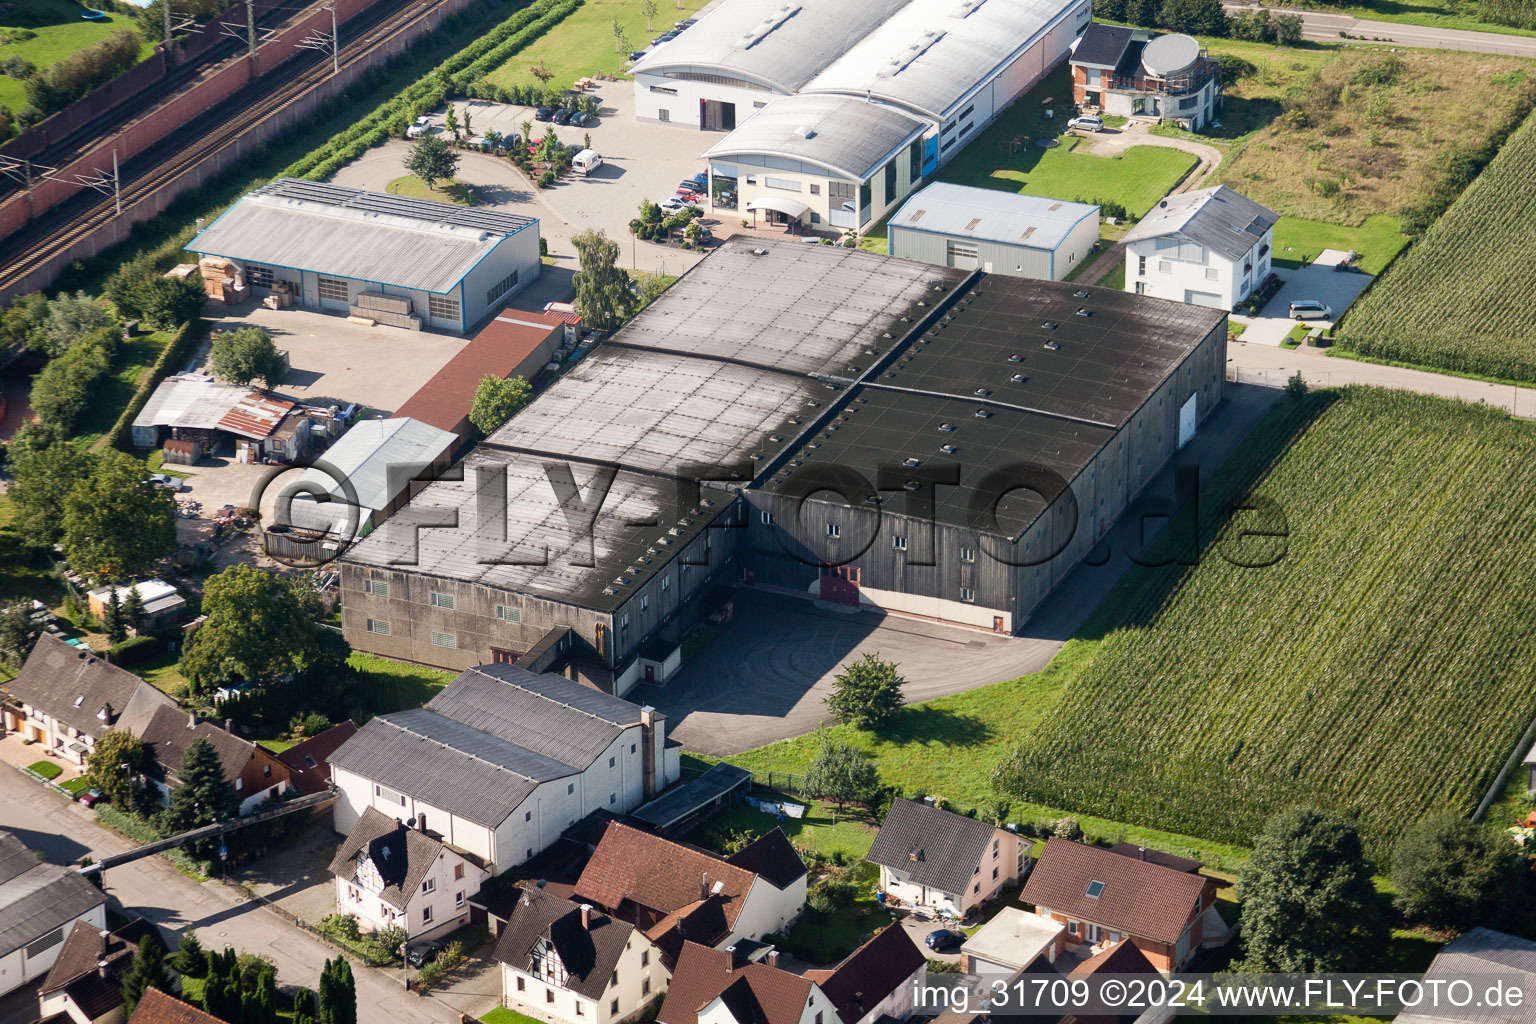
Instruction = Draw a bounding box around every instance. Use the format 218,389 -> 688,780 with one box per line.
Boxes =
1238,249 -> 1374,346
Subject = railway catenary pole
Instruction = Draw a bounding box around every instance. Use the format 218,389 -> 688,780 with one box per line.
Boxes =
247,0 -> 257,62
112,151 -> 120,214
163,0 -> 172,43
330,2 -> 338,75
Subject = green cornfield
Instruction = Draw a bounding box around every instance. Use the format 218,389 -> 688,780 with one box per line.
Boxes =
1335,110 -> 1536,382
993,388 -> 1536,857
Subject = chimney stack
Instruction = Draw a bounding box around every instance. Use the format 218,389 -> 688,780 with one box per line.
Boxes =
766,949 -> 780,968
417,812 -> 427,832
97,959 -> 110,980
186,711 -> 196,729
640,706 -> 658,800
701,872 -> 709,902
224,718 -> 233,733
580,904 -> 593,930
1138,846 -> 1146,861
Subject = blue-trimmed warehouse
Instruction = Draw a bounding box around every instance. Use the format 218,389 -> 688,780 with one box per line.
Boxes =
189,178 -> 541,333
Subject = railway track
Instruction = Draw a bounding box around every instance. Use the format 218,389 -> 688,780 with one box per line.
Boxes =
0,0 -> 316,205
0,0 -> 448,292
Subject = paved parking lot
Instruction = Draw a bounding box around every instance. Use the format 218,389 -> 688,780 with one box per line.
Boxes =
1237,248 -> 1374,346
334,86 -> 713,278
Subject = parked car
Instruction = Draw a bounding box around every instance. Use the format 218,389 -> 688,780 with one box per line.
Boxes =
674,18 -> 696,28
926,929 -> 965,951
148,473 -> 185,491
629,50 -> 647,62
1289,299 -> 1333,320
534,107 -> 553,122
690,171 -> 708,184
573,150 -> 603,175
1068,115 -> 1104,132
406,115 -> 432,139
552,108 -> 572,125
677,181 -> 703,195
652,30 -> 678,45
570,110 -> 590,127
406,942 -> 443,968
77,788 -> 104,808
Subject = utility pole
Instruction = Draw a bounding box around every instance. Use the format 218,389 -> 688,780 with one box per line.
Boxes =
112,150 -> 120,215
163,0 -> 172,43
246,0 -> 256,61
329,2 -> 338,75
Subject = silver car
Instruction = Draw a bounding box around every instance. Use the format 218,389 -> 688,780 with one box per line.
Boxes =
1289,300 -> 1333,320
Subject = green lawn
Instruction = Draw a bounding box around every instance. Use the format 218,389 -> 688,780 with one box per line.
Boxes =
1097,261 -> 1125,290
260,738 -> 300,753
485,0 -> 712,93
690,640 -> 1252,871
58,776 -> 90,796
1271,214 -> 1407,276
386,175 -> 478,205
935,64 -> 1196,218
692,787 -> 879,863
136,649 -> 189,695
26,759 -> 62,780
779,864 -> 891,966
347,651 -> 455,707
75,329 -> 174,450
0,0 -> 151,114
483,1009 -> 549,1024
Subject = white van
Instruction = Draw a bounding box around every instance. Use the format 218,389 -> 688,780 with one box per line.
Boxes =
573,149 -> 603,175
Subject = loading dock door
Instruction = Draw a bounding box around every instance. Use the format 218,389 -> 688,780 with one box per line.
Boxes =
701,99 -> 736,131
1178,393 -> 1197,448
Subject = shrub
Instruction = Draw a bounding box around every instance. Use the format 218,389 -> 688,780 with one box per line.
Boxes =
318,914 -> 362,942
24,28 -> 143,117
537,170 -> 555,188
109,635 -> 161,666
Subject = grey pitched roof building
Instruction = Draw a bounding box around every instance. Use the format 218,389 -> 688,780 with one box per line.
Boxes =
138,706 -> 259,788
865,798 -> 1001,897
329,807 -> 450,911
327,666 -> 658,829
492,886 -> 639,999
1121,186 -> 1278,262
0,831 -> 106,961
1397,929 -> 1536,1024
701,96 -> 926,181
6,634 -> 174,740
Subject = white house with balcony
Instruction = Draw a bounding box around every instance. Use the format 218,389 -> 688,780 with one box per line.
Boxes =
329,807 -> 491,941
1121,186 -> 1278,310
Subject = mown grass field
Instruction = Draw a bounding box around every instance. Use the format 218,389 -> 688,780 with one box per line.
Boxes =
1335,108 -> 1536,382
935,64 -> 1196,218
993,388 -> 1536,857
484,0 -> 710,93
1270,213 -> 1406,275
1216,47 -> 1536,224
0,0 -> 148,113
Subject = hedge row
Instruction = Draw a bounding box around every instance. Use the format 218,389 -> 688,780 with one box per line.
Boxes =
279,0 -> 579,183
105,317 -> 203,451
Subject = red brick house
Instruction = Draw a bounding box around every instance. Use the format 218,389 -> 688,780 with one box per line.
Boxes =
140,706 -> 292,816
1069,25 -> 1221,130
1020,840 -> 1225,973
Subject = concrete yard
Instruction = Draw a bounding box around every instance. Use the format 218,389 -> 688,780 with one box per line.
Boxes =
1237,249 -> 1374,346
202,302 -> 473,415
333,86 -> 713,279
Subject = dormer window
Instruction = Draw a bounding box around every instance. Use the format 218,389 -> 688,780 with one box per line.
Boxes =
73,695 -> 84,708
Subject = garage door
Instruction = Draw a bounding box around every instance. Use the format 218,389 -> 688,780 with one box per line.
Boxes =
1184,289 -> 1223,308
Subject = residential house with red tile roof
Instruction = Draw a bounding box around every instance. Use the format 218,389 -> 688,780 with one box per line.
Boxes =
268,721 -> 357,796
493,886 -> 668,1024
803,925 -> 928,1024
138,707 -> 291,816
36,919 -> 171,1024
126,988 -> 223,1024
1021,840 -> 1225,973
657,943 -> 824,1024
574,823 -> 804,966
328,807 -> 490,941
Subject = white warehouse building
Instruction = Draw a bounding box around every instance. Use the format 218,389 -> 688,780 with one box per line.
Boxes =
326,664 -> 682,873
887,182 -> 1099,278
189,178 -> 541,333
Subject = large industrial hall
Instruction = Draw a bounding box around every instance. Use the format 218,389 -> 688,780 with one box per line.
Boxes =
338,238 -> 1226,693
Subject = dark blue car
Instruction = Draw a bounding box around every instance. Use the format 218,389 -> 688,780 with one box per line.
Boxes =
926,929 -> 965,951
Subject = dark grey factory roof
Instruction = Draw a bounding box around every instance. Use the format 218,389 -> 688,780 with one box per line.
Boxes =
1070,23 -> 1136,69
188,178 -> 536,296
756,385 -> 1113,536
0,831 -> 105,957
1122,186 -> 1278,263
702,95 -> 926,181
866,798 -> 1000,897
426,665 -> 644,767
328,711 -> 574,828
610,240 -> 965,377
340,448 -> 738,611
631,762 -> 753,831
869,275 -> 1224,427
482,344 -> 828,476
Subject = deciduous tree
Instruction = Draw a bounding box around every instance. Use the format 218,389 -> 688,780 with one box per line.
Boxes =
641,0 -> 658,30
1237,807 -> 1386,972
1390,811 -> 1522,932
408,133 -> 459,190
0,601 -> 40,668
571,230 -> 636,330
38,291 -> 114,358
468,374 -> 532,434
210,326 -> 286,388
825,652 -> 906,729
87,729 -> 149,810
8,443 -> 93,549
62,450 -> 178,581
179,564 -> 321,690
805,730 -> 879,816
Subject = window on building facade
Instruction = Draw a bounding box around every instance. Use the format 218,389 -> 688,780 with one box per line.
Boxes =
960,588 -> 974,602
496,604 -> 521,622
761,511 -> 774,525
454,864 -> 464,880
641,951 -> 649,966
609,792 -> 617,805
485,269 -> 521,306
518,977 -> 526,992
893,536 -> 907,551
423,906 -> 434,924
829,180 -> 855,203
317,276 -> 349,303
643,979 -> 651,996
809,184 -> 820,195
430,631 -> 457,649
827,523 -> 839,538
658,109 -> 670,121
428,295 -> 461,322
1138,256 -> 1147,276
247,265 -> 274,288
612,1000 -> 620,1015
960,547 -> 974,562
640,595 -> 649,611
547,989 -> 556,1004
363,579 -> 389,597
909,138 -> 923,183
765,176 -> 801,192
430,591 -> 455,609
576,1003 -> 585,1017
423,878 -> 435,894
366,619 -> 391,636
884,161 -> 897,206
